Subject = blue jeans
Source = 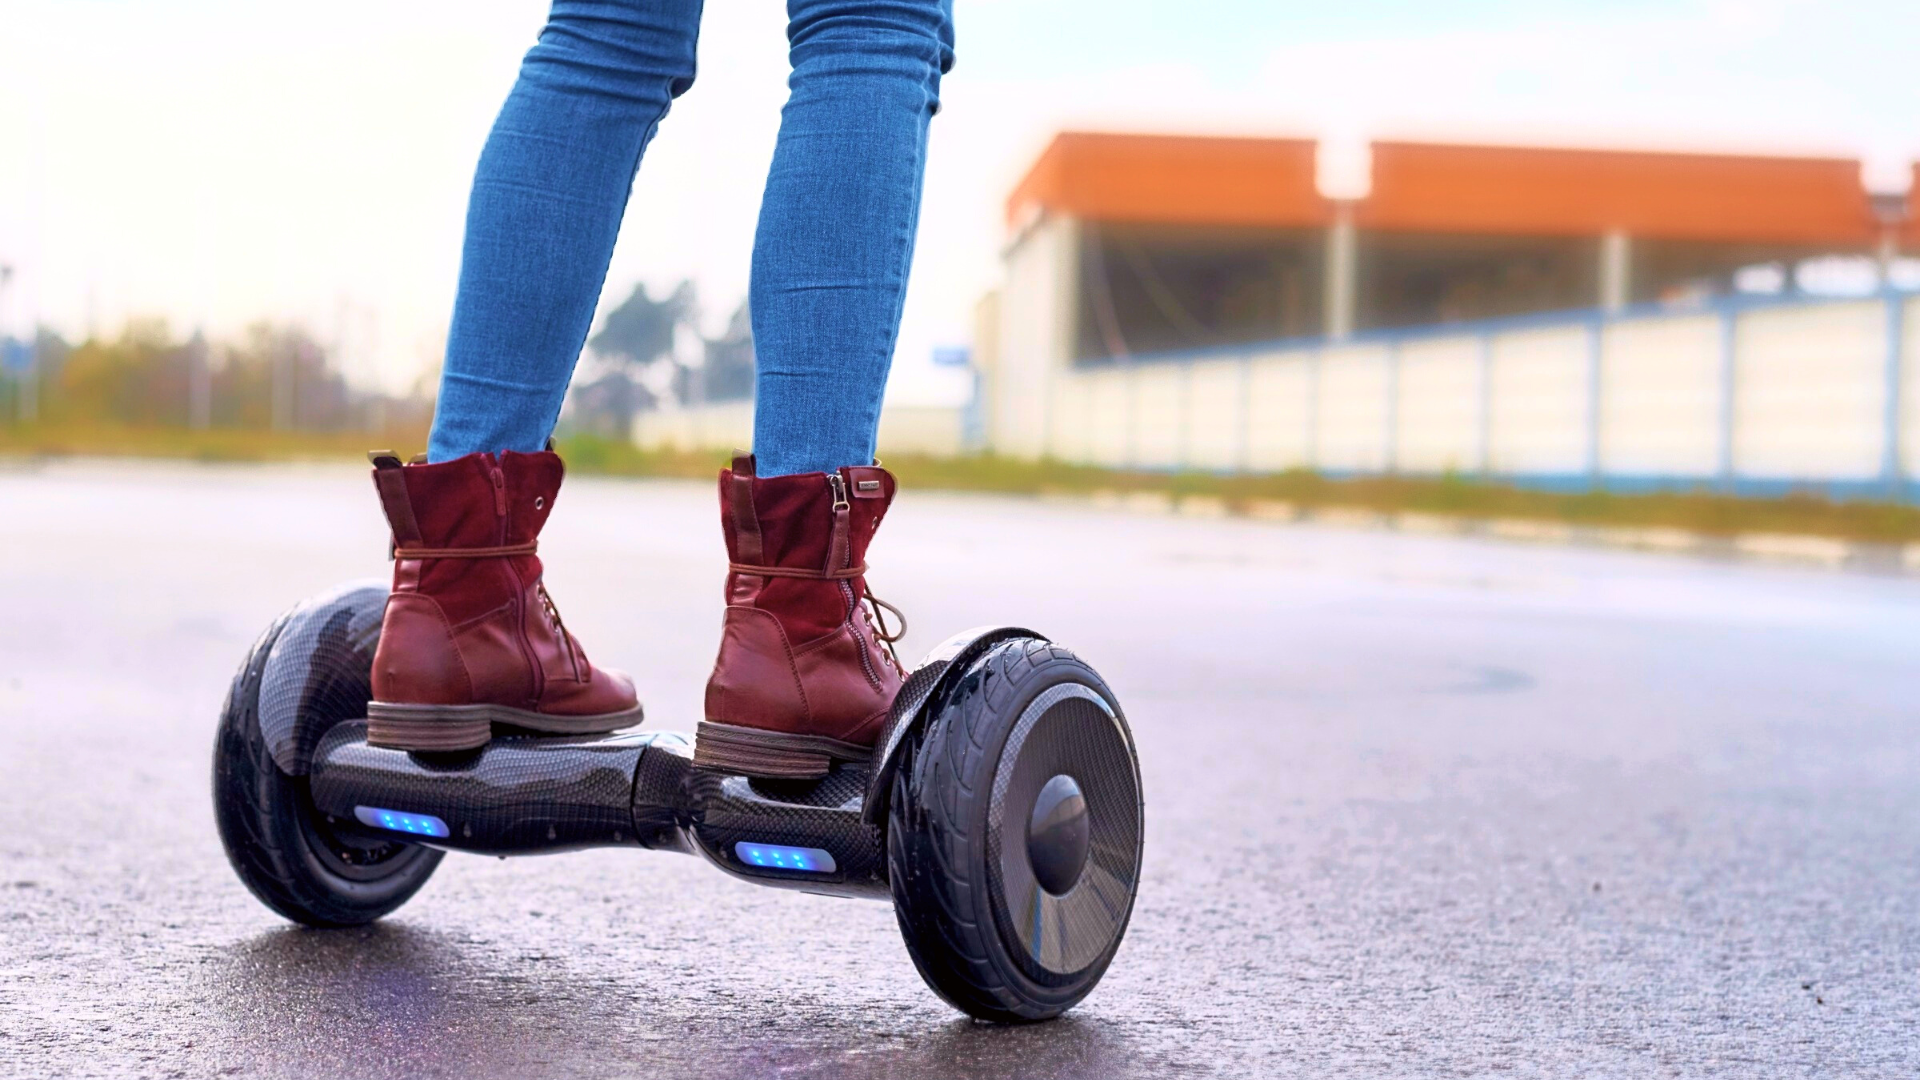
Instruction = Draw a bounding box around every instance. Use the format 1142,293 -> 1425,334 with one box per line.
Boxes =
428,0 -> 953,476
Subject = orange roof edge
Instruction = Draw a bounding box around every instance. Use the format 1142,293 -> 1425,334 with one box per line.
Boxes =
1007,131 -> 1889,247
1361,140 -> 1876,245
1005,131 -> 1329,231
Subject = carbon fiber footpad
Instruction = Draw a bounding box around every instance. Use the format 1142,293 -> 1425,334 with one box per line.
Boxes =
309,722 -> 658,855
685,765 -> 889,899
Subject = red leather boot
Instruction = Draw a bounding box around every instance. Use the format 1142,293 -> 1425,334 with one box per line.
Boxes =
364,449 -> 643,751
696,453 -> 906,778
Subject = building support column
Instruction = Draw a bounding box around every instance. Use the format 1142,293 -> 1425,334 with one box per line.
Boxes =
1716,307 -> 1738,492
1167,359 -> 1182,468
1305,350 -> 1322,471
1584,318 -> 1603,487
1599,230 -> 1632,314
1384,342 -> 1400,474
1235,352 -> 1253,474
1475,334 -> 1493,476
1884,293 -> 1906,500
1043,215 -> 1081,460
1324,205 -> 1357,341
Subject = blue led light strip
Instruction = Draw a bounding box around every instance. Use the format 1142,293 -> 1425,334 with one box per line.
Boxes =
734,842 -> 837,874
353,805 -> 450,839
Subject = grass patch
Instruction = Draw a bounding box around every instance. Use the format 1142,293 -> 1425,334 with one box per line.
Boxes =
0,422 -> 432,463
4,424 -> 1916,545
550,433 -> 1920,545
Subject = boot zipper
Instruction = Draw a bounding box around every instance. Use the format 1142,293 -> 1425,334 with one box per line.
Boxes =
843,577 -> 881,689
829,473 -> 883,690
489,464 -> 507,517
493,459 -> 543,700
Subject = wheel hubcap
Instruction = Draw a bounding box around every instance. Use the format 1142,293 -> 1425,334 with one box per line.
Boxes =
988,682 -> 1143,978
1026,774 -> 1090,895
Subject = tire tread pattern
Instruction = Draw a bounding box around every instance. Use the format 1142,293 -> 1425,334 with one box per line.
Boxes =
212,615 -> 441,927
888,637 -> 1134,1023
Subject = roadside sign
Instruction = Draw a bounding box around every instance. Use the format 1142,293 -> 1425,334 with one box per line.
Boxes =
1,337 -> 31,374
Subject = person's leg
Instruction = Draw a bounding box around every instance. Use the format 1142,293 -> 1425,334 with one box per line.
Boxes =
372,1 -> 703,752
428,0 -> 704,463
698,0 -> 952,778
747,0 -> 955,477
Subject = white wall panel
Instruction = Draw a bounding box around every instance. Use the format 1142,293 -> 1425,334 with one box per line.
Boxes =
636,401 -> 964,457
1184,359 -> 1246,470
1047,369 -> 1094,463
1085,367 -> 1130,468
1488,326 -> 1589,475
1393,336 -> 1480,473
1733,301 -> 1883,481
629,402 -> 751,451
1316,344 -> 1392,471
875,406 -> 965,456
992,252 -> 1904,488
1245,350 -> 1311,471
992,217 -> 1075,459
696,402 -> 754,450
1132,364 -> 1185,469
1600,314 -> 1720,476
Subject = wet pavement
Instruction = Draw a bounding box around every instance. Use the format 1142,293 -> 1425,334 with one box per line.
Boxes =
1,459 -> 1917,1079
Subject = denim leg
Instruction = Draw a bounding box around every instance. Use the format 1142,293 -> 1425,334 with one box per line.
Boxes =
748,0 -> 954,477
429,0 -> 704,462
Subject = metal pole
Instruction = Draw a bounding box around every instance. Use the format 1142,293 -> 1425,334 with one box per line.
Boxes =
1177,359 -> 1192,471
0,263 -> 11,422
187,330 -> 210,431
1123,352 -> 1137,470
1884,292 -> 1905,501
1476,333 -> 1493,477
1585,316 -> 1604,488
1599,230 -> 1632,314
1716,307 -> 1738,493
1236,351 -> 1253,474
1383,342 -> 1400,474
0,264 -> 30,424
1305,349 -> 1321,472
1323,207 -> 1357,341
20,352 -> 35,423
270,345 -> 287,431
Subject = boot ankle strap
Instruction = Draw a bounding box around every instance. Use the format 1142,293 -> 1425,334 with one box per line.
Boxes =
728,561 -> 866,580
394,541 -> 539,560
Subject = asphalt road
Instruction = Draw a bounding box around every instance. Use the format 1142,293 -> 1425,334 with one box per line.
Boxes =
2,459 -> 1917,1079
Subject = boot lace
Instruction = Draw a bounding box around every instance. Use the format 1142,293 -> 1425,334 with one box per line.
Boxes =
537,582 -> 582,677
860,586 -> 908,672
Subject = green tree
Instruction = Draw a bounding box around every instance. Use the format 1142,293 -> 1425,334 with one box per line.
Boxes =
589,281 -> 695,372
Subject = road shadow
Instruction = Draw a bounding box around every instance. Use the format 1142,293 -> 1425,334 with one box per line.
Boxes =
185,922 -> 1179,1080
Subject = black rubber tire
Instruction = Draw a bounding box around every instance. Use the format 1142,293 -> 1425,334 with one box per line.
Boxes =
212,613 -> 442,927
888,637 -> 1143,1023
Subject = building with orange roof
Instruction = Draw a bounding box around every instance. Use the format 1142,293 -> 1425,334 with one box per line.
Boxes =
1001,132 -> 1889,368
982,132 -> 1917,493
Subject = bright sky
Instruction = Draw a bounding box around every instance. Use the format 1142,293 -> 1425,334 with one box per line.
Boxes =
2,0 -> 1916,403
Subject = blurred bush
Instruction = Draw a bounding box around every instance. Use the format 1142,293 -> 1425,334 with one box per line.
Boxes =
1,319 -> 431,438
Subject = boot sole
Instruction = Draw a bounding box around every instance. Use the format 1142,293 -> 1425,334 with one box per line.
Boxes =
693,721 -> 872,779
365,701 -> 645,753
